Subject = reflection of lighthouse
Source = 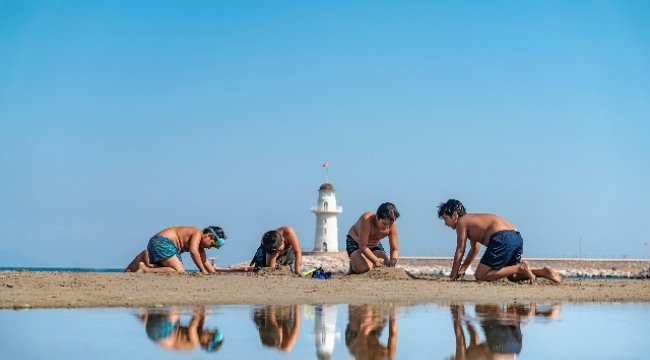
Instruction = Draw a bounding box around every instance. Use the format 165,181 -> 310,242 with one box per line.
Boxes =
314,304 -> 340,360
310,183 -> 343,252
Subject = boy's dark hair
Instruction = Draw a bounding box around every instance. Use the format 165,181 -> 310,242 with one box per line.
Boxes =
437,199 -> 467,219
203,226 -> 227,239
376,202 -> 400,222
261,230 -> 282,253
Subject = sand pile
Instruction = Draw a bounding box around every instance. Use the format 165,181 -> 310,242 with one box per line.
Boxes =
252,266 -> 297,277
347,267 -> 412,281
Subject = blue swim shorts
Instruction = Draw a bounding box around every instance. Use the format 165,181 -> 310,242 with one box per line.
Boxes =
345,235 -> 386,258
147,235 -> 183,265
479,230 -> 523,270
145,313 -> 179,341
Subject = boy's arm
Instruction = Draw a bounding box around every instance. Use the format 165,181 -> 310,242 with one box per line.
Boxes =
201,250 -> 217,273
358,216 -> 384,267
187,309 -> 205,347
188,230 -> 209,274
387,308 -> 398,359
283,227 -> 303,274
279,304 -> 301,351
387,223 -> 399,266
459,241 -> 480,276
450,221 -> 468,281
266,250 -> 279,268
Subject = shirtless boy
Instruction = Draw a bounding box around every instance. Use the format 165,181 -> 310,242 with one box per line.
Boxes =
250,226 -> 303,274
437,199 -> 561,283
346,202 -> 400,274
124,226 -> 226,274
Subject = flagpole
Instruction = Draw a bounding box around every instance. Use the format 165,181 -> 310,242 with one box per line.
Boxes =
326,163 -> 329,183
322,161 -> 329,183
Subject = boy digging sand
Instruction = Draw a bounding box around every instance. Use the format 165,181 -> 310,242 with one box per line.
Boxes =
124,226 -> 226,274
346,202 -> 400,274
250,226 -> 303,274
437,199 -> 561,284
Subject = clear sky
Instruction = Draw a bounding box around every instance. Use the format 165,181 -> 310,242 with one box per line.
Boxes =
1,1 -> 649,269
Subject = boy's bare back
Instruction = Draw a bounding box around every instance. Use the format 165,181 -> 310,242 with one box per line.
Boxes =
458,214 -> 516,246
156,226 -> 202,253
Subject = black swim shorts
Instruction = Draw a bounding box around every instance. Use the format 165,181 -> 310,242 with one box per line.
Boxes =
480,230 -> 523,270
345,235 -> 386,258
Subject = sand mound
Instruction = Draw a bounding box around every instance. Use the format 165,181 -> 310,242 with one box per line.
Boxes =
253,265 -> 298,277
349,267 -> 412,281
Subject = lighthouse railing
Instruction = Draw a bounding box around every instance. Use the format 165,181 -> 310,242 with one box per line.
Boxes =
310,206 -> 342,213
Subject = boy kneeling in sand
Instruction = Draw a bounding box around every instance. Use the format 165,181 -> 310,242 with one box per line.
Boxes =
437,199 -> 561,283
346,202 -> 400,275
250,226 -> 303,274
124,226 -> 226,274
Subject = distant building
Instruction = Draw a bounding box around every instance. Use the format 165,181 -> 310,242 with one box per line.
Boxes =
310,183 -> 343,252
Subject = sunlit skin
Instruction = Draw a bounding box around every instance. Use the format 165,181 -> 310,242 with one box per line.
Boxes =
348,212 -> 399,274
264,226 -> 303,274
123,226 -> 220,274
441,212 -> 561,284
346,305 -> 397,360
254,305 -> 301,352
138,306 -> 221,352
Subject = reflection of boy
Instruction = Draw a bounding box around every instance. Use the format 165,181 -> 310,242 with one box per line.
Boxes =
252,305 -> 301,352
250,226 -> 303,274
448,303 -> 561,360
345,305 -> 397,360
346,202 -> 400,275
437,199 -> 561,283
141,307 -> 224,353
124,226 -> 226,274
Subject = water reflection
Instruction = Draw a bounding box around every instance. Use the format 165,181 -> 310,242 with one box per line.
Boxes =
345,305 -> 398,360
313,304 -> 340,360
137,306 -> 223,353
4,302 -> 645,359
446,303 -> 561,360
252,305 -> 301,352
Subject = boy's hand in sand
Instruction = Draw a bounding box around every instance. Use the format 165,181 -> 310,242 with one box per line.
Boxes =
387,258 -> 397,267
374,259 -> 385,268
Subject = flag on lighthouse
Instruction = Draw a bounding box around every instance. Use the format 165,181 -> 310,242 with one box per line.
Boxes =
322,162 -> 328,168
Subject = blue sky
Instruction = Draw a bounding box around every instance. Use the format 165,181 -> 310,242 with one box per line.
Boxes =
1,1 -> 649,269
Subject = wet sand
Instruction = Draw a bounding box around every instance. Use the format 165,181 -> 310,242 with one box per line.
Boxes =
2,267 -> 649,310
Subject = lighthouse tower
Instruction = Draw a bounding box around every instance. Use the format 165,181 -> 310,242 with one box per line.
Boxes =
310,183 -> 343,252
313,304 -> 340,360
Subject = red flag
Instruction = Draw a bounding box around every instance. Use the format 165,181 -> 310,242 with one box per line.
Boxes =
322,162 -> 328,168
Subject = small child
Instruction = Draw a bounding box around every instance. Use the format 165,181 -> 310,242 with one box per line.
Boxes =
124,226 -> 226,274
346,202 -> 400,274
437,199 -> 561,283
249,226 -> 303,274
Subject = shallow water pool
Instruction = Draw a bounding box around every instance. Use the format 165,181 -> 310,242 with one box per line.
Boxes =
1,302 -> 648,359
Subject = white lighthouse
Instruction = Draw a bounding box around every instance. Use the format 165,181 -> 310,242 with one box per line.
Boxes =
313,304 -> 340,360
310,183 -> 343,252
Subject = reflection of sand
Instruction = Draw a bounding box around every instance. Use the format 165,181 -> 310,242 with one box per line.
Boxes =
1,268 -> 649,309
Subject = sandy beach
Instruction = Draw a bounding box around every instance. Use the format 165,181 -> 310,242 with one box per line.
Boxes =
2,256 -> 649,309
